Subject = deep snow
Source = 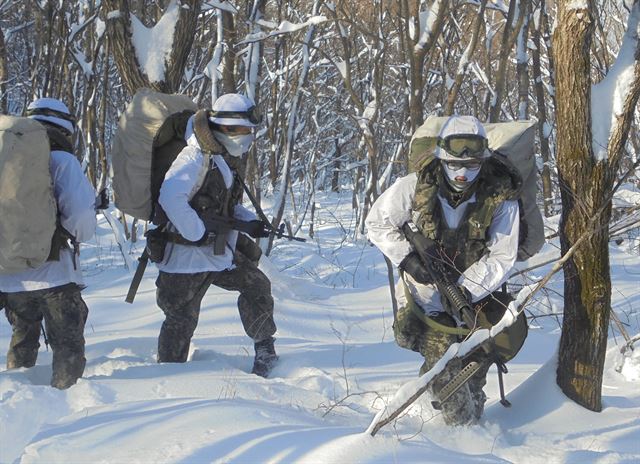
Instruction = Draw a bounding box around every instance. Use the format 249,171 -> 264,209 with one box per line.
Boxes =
1,190 -> 638,464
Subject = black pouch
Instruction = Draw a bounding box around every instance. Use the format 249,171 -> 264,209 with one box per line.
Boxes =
236,233 -> 262,263
145,228 -> 167,263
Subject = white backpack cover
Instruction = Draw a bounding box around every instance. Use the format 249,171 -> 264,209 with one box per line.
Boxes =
409,116 -> 544,260
0,116 -> 57,274
112,88 -> 197,220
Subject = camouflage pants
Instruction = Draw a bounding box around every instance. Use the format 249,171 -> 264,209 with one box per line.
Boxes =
3,283 -> 88,389
394,305 -> 490,426
156,251 -> 276,363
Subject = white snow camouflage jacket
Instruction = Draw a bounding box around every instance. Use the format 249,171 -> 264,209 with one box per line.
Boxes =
0,150 -> 97,292
156,116 -> 256,274
365,172 -> 519,314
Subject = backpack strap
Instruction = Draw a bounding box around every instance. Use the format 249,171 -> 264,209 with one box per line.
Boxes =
193,109 -> 224,154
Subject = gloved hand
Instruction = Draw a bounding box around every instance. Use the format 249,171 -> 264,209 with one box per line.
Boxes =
399,252 -> 434,285
241,220 -> 270,239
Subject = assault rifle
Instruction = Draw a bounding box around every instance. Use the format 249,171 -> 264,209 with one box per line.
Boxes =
201,215 -> 306,243
125,216 -> 305,303
401,221 -> 511,409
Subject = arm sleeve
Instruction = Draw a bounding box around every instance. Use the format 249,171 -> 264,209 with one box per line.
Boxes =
51,151 -> 96,243
365,173 -> 417,266
459,199 -> 519,302
158,147 -> 206,242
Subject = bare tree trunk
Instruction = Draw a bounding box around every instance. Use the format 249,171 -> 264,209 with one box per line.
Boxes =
103,0 -> 201,95
102,0 -> 150,94
266,0 -> 319,254
444,1 -> 487,116
0,27 -> 7,113
489,0 -> 527,122
531,0 -> 554,217
516,0 -> 531,120
400,0 -> 448,132
554,0 -> 608,412
221,10 -> 236,94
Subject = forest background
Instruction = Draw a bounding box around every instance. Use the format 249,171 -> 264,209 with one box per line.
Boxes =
1,0 -> 639,412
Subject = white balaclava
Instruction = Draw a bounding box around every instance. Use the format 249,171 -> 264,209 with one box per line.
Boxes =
442,163 -> 482,192
210,94 -> 257,157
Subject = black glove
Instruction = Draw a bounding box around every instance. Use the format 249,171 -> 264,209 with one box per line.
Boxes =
241,220 -> 270,239
95,188 -> 109,210
399,252 -> 433,285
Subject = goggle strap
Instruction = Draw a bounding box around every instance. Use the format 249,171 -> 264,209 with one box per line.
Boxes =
26,107 -> 76,126
209,106 -> 259,124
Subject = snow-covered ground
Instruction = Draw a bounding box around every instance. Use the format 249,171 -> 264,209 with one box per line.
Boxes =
1,191 -> 638,464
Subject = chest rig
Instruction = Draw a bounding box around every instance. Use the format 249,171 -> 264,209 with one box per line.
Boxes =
411,157 -> 519,278
188,154 -> 244,254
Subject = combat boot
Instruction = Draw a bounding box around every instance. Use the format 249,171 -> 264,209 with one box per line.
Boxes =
251,336 -> 278,378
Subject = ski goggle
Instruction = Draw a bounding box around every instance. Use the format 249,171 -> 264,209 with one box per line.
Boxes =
209,105 -> 261,125
217,125 -> 253,135
442,159 -> 483,170
437,134 -> 488,157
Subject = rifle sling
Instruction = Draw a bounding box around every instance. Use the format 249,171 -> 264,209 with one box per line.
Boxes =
236,174 -> 273,228
400,273 -> 469,336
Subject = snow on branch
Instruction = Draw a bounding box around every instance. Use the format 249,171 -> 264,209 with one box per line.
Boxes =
130,0 -> 181,83
240,16 -> 327,43
367,286 -> 531,436
591,2 -> 640,161
415,0 -> 445,52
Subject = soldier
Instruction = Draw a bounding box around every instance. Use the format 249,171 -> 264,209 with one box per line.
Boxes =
366,115 -> 521,425
0,97 -> 96,389
153,93 -> 278,377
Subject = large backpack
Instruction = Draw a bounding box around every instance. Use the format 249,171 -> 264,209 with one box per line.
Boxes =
0,116 -> 57,273
112,88 -> 197,221
409,116 -> 545,261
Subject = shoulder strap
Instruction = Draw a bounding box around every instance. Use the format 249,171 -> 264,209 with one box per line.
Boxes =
236,174 -> 273,227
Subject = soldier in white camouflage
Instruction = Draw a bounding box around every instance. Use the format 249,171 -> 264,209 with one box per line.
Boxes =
153,94 -> 278,377
0,98 -> 96,389
366,116 -> 521,425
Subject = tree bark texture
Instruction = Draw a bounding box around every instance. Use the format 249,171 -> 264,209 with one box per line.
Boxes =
553,0 -> 611,412
0,27 -> 7,113
403,0 -> 448,131
444,1 -> 487,116
103,0 -> 200,95
531,0 -> 555,217
489,0 -> 527,122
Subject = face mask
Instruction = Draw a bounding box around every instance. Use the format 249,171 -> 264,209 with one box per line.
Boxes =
442,163 -> 481,191
213,131 -> 254,157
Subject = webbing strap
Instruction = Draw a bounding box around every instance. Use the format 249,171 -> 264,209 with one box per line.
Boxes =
400,273 -> 469,336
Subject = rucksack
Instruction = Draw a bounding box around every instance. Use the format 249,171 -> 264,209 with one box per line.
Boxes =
111,88 -> 197,221
0,116 -> 57,273
409,116 -> 545,261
